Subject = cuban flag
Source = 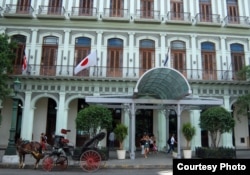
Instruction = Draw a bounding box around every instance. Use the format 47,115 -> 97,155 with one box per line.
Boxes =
22,49 -> 27,72
163,48 -> 170,67
74,51 -> 97,75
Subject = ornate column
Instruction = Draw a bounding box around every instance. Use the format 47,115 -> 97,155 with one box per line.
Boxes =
190,110 -> 201,150
158,109 -> 167,151
20,91 -> 33,140
222,95 -> 234,148
56,91 -> 66,135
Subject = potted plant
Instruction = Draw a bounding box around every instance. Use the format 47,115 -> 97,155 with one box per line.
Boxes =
182,122 -> 196,159
113,123 -> 128,159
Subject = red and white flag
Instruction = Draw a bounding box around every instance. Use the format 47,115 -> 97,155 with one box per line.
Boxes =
74,51 -> 97,75
22,50 -> 27,72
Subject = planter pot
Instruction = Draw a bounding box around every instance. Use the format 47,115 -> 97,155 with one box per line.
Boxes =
183,149 -> 192,159
117,150 -> 126,159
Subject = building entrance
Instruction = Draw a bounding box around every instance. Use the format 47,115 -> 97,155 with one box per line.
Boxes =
135,109 -> 153,147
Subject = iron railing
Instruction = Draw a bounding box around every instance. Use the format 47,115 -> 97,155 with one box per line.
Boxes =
135,9 -> 161,20
103,8 -> 129,18
11,64 -> 247,81
224,16 -> 249,25
195,13 -> 221,24
38,6 -> 65,16
167,11 -> 191,22
4,4 -> 34,15
71,7 -> 97,17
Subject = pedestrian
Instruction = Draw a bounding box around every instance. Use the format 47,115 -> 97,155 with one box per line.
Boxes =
109,130 -> 115,150
140,135 -> 146,155
167,133 -> 177,154
40,132 -> 47,151
144,135 -> 150,158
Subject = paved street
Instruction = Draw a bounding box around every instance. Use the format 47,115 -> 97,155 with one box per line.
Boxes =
0,168 -> 173,175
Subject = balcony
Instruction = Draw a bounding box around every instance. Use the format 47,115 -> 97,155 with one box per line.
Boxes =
195,13 -> 221,26
102,8 -> 130,22
37,6 -> 66,19
3,4 -> 34,18
223,16 -> 250,28
70,7 -> 98,20
166,11 -> 192,25
11,64 -> 247,83
134,10 -> 161,23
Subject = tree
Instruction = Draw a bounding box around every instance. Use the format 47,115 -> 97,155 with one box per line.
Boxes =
235,65 -> 250,117
200,106 -> 235,148
75,105 -> 113,137
0,34 -> 17,101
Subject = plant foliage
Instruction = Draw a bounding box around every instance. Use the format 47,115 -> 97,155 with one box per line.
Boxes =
75,105 -> 113,136
200,106 -> 235,148
182,122 -> 196,149
114,123 -> 128,150
0,34 -> 17,101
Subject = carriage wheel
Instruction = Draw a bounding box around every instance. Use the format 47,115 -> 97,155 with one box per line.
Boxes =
79,150 -> 101,172
56,156 -> 68,170
42,156 -> 54,171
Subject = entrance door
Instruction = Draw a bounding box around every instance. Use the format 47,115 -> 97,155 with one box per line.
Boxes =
46,98 -> 57,145
136,109 -> 153,147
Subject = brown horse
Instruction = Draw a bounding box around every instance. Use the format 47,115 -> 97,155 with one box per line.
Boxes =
16,138 -> 44,169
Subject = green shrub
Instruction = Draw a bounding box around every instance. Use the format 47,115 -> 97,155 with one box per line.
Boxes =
195,147 -> 236,159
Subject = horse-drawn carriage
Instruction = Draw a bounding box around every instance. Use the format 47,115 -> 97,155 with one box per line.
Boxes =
16,129 -> 107,173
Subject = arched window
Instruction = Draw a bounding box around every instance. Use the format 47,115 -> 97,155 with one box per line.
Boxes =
74,37 -> 91,76
230,43 -> 245,80
139,39 -> 155,76
41,36 -> 58,76
11,35 -> 26,74
107,38 -> 123,77
171,40 -> 186,77
201,42 -> 216,80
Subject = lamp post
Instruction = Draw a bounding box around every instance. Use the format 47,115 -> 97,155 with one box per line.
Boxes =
4,78 -> 21,155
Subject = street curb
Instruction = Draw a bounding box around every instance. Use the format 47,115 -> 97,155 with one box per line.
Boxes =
0,163 -> 172,170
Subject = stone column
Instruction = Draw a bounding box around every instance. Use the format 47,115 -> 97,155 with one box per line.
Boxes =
21,91 -> 33,140
222,95 -> 234,148
158,109 -> 167,151
190,110 -> 201,150
55,91 -> 66,135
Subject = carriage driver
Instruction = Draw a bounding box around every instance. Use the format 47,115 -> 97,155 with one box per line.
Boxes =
40,133 -> 47,151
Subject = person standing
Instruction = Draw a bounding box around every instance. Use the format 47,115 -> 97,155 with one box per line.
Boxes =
40,133 -> 47,151
109,130 -> 115,150
167,134 -> 177,154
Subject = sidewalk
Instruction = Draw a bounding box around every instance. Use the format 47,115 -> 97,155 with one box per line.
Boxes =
0,149 -> 172,169
1,149 -> 250,170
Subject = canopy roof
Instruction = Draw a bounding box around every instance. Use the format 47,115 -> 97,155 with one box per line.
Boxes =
134,67 -> 192,99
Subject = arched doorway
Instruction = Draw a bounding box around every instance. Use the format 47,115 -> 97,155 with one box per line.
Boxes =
46,98 -> 57,145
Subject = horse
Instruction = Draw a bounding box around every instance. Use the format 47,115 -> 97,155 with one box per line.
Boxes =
16,138 -> 44,169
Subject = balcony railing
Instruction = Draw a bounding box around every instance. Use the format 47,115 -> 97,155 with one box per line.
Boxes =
11,64 -> 247,82
135,9 -> 161,21
38,6 -> 65,16
4,4 -> 34,15
195,13 -> 221,24
103,8 -> 129,18
167,11 -> 191,22
224,16 -> 249,25
71,7 -> 97,17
